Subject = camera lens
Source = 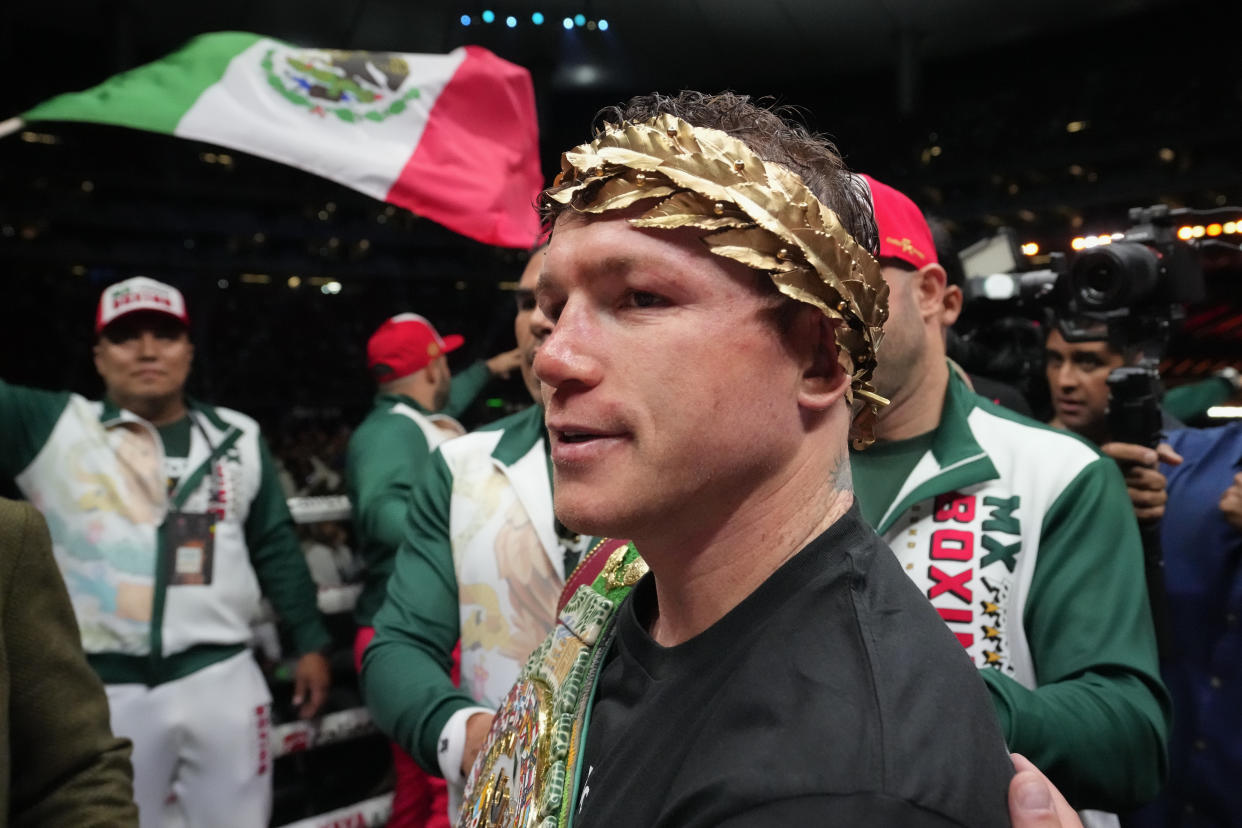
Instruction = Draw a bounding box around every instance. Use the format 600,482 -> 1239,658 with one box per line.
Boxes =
1069,242 -> 1160,311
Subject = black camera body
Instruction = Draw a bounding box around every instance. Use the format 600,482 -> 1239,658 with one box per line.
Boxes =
1054,204 -> 1204,343
954,204 -> 1210,426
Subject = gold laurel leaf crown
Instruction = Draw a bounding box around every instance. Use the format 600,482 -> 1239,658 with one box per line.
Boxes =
543,112 -> 890,448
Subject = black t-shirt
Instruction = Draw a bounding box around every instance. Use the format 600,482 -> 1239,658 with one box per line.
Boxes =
574,504 -> 1013,827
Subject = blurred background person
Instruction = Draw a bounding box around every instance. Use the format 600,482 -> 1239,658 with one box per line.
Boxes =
347,311 -> 518,828
363,246 -> 590,823
0,277 -> 331,827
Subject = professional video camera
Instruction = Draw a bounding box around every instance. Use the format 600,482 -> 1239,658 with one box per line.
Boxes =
955,204 -> 1237,658
962,204 -> 1208,332
951,203 -> 1233,435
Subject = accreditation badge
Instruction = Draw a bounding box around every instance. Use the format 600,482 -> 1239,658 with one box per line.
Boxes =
164,512 -> 216,586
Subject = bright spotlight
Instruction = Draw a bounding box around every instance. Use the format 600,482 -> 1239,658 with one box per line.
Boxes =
562,16 -> 573,28
598,18 -> 609,30
1020,242 -> 1039,256
532,11 -> 544,24
506,15 -> 517,27
481,9 -> 495,23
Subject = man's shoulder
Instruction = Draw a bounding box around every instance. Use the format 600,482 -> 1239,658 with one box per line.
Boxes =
351,398 -> 425,439
440,405 -> 543,461
475,403 -> 543,435
194,403 -> 261,436
1168,422 -> 1242,461
964,393 -> 1103,472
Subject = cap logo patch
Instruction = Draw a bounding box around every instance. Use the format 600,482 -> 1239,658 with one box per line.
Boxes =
886,236 -> 926,261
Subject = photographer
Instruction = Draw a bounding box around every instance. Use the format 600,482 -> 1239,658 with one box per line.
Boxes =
1043,316 -> 1183,522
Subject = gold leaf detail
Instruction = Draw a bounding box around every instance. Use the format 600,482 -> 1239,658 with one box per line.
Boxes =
544,111 -> 889,446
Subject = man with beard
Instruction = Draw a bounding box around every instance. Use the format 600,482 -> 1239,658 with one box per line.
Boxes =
850,175 -> 1169,823
348,311 -> 522,828
0,276 -> 331,827
363,247 -> 591,823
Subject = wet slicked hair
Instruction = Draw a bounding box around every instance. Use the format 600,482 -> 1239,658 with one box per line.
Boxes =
541,90 -> 878,256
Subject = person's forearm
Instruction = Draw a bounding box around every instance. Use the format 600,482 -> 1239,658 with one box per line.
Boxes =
982,668 -> 1167,810
362,629 -> 478,770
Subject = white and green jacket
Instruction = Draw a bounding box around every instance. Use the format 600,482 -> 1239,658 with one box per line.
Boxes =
362,404 -> 570,792
852,371 -> 1170,815
0,380 -> 328,685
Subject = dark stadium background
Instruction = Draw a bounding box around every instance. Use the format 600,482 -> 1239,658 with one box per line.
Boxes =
3,0 -> 1239,428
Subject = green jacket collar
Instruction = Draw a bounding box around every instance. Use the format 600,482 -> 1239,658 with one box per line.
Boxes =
874,369 -> 999,533
491,404 -> 547,467
99,395 -> 214,428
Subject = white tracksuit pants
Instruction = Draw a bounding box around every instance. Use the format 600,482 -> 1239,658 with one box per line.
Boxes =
105,649 -> 273,828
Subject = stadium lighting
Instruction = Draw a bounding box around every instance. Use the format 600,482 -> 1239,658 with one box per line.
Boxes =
1208,406 -> 1242,419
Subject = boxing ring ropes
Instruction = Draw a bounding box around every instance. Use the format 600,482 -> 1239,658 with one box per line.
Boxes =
275,495 -> 391,828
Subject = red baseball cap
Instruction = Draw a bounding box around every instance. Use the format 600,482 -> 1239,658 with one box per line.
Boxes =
860,174 -> 938,270
96,276 -> 190,334
367,314 -> 464,381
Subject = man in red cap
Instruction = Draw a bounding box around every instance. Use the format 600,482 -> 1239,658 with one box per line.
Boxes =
346,311 -> 521,828
850,176 -> 1170,824
0,275 -> 332,827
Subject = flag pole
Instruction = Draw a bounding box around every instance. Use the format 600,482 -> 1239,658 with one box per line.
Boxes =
0,117 -> 24,140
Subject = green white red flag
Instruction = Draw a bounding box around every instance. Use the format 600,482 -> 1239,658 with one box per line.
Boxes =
8,32 -> 543,249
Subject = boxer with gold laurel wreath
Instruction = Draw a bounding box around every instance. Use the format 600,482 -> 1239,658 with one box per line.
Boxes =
459,92 -> 1016,828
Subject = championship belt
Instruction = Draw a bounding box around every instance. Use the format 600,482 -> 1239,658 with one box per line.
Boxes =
458,540 -> 646,828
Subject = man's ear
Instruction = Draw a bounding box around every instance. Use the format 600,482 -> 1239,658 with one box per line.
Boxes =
942,282 -> 963,328
914,263 -> 950,319
798,311 -> 849,411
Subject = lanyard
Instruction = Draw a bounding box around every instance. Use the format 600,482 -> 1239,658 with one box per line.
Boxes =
168,416 -> 242,513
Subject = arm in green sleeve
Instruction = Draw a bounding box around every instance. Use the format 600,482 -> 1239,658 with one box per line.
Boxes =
443,361 -> 492,420
981,455 -> 1170,811
362,449 -> 478,771
245,435 -> 331,655
5,499 -> 139,828
0,379 -> 72,480
346,413 -> 431,565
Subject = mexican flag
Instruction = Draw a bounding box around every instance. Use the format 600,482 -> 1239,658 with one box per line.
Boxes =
8,32 -> 543,249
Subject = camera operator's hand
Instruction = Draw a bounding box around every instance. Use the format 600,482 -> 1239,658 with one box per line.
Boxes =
1099,442 -> 1182,523
1219,472 -> 1242,531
